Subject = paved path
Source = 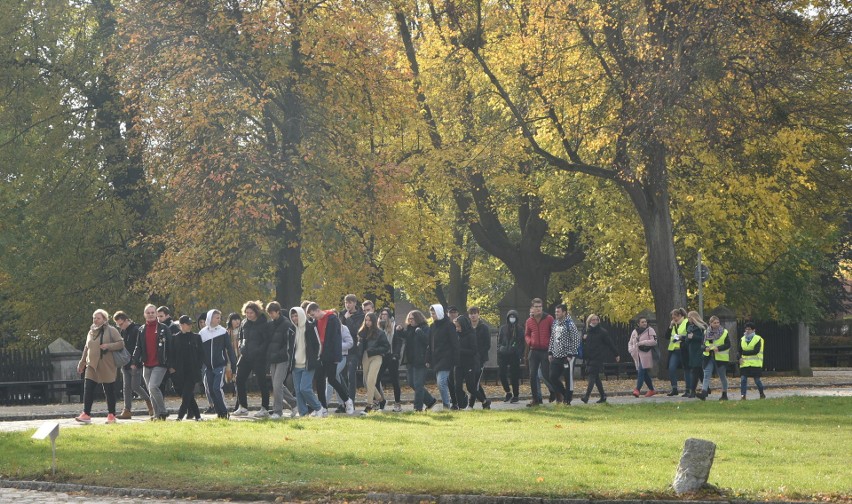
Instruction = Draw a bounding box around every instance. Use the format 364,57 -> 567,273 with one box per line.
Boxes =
2,385 -> 850,433
0,486 -> 240,504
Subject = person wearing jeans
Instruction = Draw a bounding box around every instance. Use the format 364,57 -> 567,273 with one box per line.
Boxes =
200,309 -> 238,418
666,308 -> 688,395
548,304 -> 582,404
401,310 -> 436,411
739,322 -> 766,400
628,316 -> 658,398
427,304 -> 458,409
524,298 -> 553,407
113,311 -> 152,419
131,304 -> 174,420
289,306 -> 324,417
698,315 -> 731,401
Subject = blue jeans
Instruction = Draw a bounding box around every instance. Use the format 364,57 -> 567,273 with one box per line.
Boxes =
204,365 -> 228,418
293,367 -> 322,415
635,367 -> 654,391
436,370 -> 451,407
668,350 -> 683,389
702,359 -> 728,392
408,365 -> 435,411
740,374 -> 764,397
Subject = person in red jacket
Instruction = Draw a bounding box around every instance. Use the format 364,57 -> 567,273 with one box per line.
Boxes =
524,298 -> 554,407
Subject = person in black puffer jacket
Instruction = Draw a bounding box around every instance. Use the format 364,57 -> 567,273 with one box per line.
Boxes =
234,300 -> 270,416
427,304 -> 458,410
497,309 -> 525,403
401,309 -> 437,411
454,315 -> 490,409
580,314 -> 620,404
266,301 -> 297,419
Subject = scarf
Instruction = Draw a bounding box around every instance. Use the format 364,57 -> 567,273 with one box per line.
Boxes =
705,326 -> 724,342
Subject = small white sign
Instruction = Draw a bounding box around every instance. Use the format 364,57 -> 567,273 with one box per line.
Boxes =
32,421 -> 59,441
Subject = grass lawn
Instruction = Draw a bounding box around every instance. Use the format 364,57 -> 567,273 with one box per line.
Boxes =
1,396 -> 850,501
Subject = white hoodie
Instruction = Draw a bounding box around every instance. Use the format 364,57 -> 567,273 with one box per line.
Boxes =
290,307 -> 308,368
431,304 -> 445,321
199,309 -> 227,343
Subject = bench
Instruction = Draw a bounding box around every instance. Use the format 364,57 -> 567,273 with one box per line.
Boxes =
810,345 -> 852,367
0,379 -> 84,406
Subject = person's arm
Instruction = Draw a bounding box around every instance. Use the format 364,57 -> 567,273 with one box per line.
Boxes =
604,329 -> 619,361
715,331 -> 731,352
77,339 -> 88,374
370,331 -> 391,357
340,325 -> 354,353
225,335 -> 238,374
628,331 -> 638,355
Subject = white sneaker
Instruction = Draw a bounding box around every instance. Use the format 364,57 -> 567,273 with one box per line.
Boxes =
253,408 -> 270,418
270,413 -> 283,420
232,407 -> 249,417
308,409 -> 324,418
320,407 -> 328,418
345,399 -> 355,415
290,408 -> 299,418
392,403 -> 402,412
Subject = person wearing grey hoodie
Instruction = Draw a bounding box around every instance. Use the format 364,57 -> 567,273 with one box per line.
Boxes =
427,304 -> 458,409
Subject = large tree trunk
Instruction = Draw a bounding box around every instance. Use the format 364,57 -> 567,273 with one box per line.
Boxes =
274,202 -> 303,310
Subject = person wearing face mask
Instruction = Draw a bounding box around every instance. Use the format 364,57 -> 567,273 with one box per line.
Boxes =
628,317 -> 658,398
739,322 -> 766,400
697,315 -> 731,401
580,314 -> 620,404
497,310 -> 525,403
199,309 -> 237,419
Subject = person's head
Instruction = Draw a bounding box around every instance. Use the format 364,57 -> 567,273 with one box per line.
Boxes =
143,304 -> 158,323
671,308 -> 687,323
207,309 -> 222,329
178,315 -> 193,333
447,306 -> 459,321
744,322 -> 756,336
454,314 -> 472,333
637,316 -> 648,329
242,300 -> 263,321
228,312 -> 241,329
379,308 -> 391,322
92,309 -> 109,327
360,312 -> 378,338
266,301 -> 282,320
197,313 -> 207,330
363,312 -> 376,328
554,304 -> 567,320
306,302 -> 322,320
407,310 -> 427,327
530,298 -> 543,318
300,300 -> 311,310
429,304 -> 445,321
344,294 -> 358,313
156,306 -> 171,323
709,315 -> 721,330
113,311 -> 130,330
362,300 -> 374,314
687,310 -> 706,329
467,306 -> 480,325
586,313 -> 600,327
289,308 -> 300,326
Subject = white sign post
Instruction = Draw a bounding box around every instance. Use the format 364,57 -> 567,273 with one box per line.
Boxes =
31,421 -> 59,475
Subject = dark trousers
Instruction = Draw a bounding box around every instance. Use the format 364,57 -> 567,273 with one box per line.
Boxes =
549,356 -> 576,399
498,353 -> 520,397
235,355 -> 269,410
177,377 -> 200,420
450,367 -> 467,408
583,361 -> 605,399
528,349 -> 549,402
460,365 -> 487,405
83,378 -> 116,415
376,356 -> 401,403
315,360 -> 349,408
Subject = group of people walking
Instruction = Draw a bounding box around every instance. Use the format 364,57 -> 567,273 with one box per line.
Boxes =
74,296 -> 767,424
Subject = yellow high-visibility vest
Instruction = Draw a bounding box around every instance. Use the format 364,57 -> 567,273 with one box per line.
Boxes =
703,329 -> 730,362
740,334 -> 764,368
668,319 -> 687,351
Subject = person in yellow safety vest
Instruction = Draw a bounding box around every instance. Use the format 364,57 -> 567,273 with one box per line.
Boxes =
697,316 -> 731,401
666,308 -> 689,396
739,322 -> 766,400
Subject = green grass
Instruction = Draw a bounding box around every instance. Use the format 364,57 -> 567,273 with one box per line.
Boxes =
2,397 -> 851,501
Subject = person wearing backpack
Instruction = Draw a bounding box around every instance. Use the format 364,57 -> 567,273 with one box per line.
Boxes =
628,316 -> 658,398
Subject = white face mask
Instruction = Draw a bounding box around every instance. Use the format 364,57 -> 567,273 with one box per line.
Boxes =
508,316 -> 517,324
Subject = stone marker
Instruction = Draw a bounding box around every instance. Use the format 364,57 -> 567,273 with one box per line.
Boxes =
673,438 -> 716,494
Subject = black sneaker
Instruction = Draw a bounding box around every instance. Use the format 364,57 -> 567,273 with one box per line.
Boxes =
482,399 -> 491,410
596,397 -> 607,404
204,406 -> 215,414
580,396 -> 589,404
335,405 -> 346,414
425,398 -> 437,410
548,392 -> 556,403
504,392 -> 512,402
510,396 -> 519,404
681,392 -> 690,397
378,399 -> 387,410
666,389 -> 679,397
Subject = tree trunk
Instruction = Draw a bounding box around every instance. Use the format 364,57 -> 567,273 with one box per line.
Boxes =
274,202 -> 303,310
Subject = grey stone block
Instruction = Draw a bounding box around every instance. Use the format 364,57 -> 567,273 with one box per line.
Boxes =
673,438 -> 716,494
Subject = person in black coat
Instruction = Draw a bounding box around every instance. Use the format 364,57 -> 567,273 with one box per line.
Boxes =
401,309 -> 437,411
233,301 -> 270,416
497,309 -> 525,402
454,315 -> 491,409
580,314 -> 620,403
427,304 -> 458,409
266,301 -> 298,419
172,316 -> 203,421
113,311 -> 152,419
